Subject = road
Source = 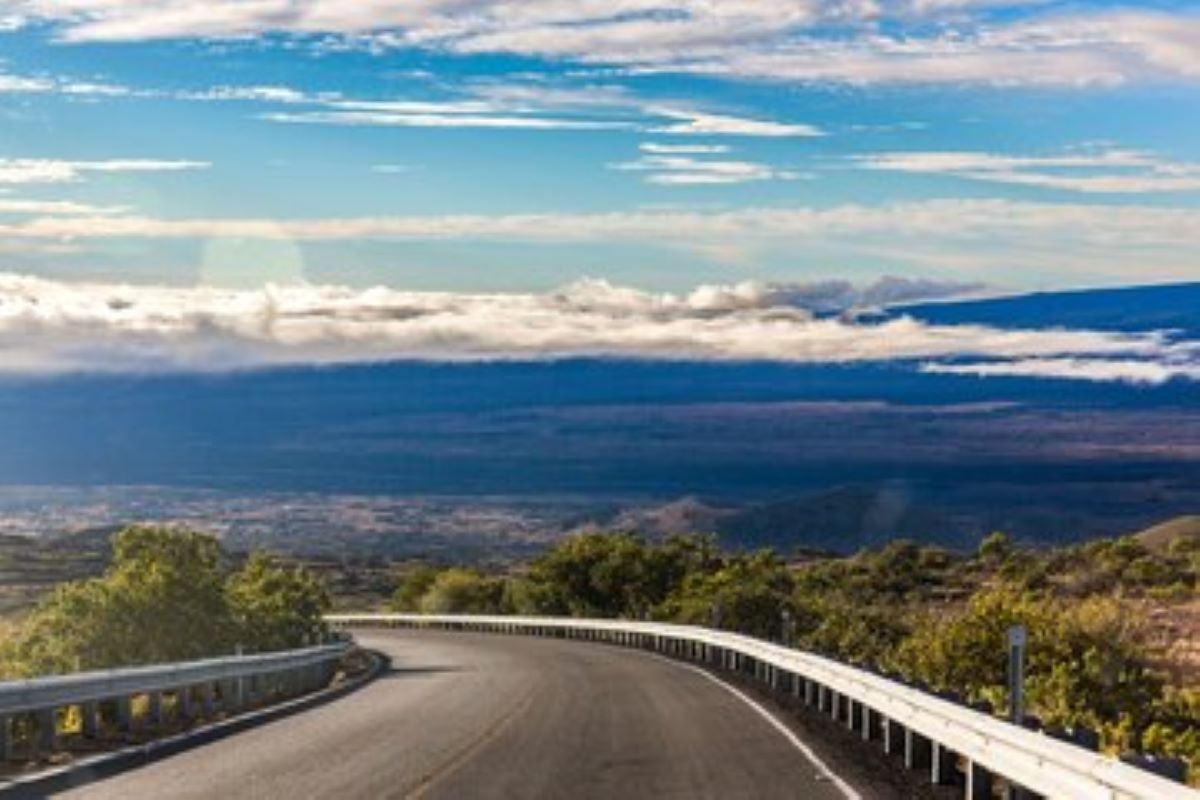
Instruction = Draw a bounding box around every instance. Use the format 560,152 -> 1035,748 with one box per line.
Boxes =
59,630 -> 857,800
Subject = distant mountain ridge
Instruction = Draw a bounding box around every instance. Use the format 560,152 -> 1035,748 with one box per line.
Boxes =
897,282 -> 1200,337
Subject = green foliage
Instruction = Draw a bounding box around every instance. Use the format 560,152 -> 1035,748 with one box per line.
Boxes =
978,531 -> 1014,564
664,550 -> 794,640
390,563 -> 442,612
1142,688 -> 1200,778
3,527 -> 232,675
419,568 -> 506,614
0,526 -> 330,677
893,587 -> 1162,740
522,532 -> 720,619
227,553 -> 331,652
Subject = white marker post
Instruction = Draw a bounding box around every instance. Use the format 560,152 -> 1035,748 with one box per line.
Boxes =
1007,625 -> 1027,726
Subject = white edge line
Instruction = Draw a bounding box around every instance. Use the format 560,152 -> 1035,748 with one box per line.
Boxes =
651,653 -> 863,800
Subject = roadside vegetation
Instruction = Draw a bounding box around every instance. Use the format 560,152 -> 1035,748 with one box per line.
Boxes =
0,525 -> 331,678
391,527 -> 1200,782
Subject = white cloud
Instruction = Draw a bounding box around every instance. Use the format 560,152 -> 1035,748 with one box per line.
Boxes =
640,143 -> 731,155
230,84 -> 820,137
0,197 -> 128,215
5,2 -> 1195,86
0,72 -> 54,93
922,357 -> 1200,385
1,197 -> 1195,248
853,148 -> 1200,194
1,272 -> 1190,377
179,85 -> 311,103
649,108 -> 824,137
0,198 -> 1195,281
262,109 -> 633,131
0,158 -> 209,185
0,70 -> 138,97
611,153 -> 804,185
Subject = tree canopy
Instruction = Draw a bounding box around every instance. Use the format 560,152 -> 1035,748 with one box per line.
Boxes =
1,526 -> 330,677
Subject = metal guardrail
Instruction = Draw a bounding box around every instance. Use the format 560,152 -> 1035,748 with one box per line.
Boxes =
329,614 -> 1197,800
0,642 -> 349,758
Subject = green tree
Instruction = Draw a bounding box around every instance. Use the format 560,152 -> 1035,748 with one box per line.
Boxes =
5,526 -> 232,674
419,568 -> 505,614
1,526 -> 332,677
525,532 -> 650,617
391,563 -> 442,612
665,550 -> 795,640
227,553 -> 331,652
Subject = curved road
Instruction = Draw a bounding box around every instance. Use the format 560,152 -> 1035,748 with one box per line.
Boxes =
60,630 -> 858,800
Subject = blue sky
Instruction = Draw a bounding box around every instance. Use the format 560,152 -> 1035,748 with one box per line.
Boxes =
0,0 -> 1196,294
0,2 -> 1197,383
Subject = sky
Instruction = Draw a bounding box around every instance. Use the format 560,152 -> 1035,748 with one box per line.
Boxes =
0,0 -> 1197,379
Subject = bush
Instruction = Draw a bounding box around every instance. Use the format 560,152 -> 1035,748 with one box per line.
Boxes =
227,553 -> 331,651
418,568 -> 505,614
390,563 -> 442,612
0,526 -> 330,677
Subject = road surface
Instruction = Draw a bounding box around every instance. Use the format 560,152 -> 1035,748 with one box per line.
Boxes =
59,630 -> 857,799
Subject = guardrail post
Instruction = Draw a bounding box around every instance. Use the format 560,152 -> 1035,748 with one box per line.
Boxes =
81,700 -> 99,739
202,682 -> 217,717
967,760 -> 993,800
117,696 -> 133,732
148,691 -> 164,727
36,708 -> 56,753
178,686 -> 194,721
0,715 -> 11,761
904,727 -> 931,770
931,741 -> 956,786
845,698 -> 857,731
883,718 -> 902,756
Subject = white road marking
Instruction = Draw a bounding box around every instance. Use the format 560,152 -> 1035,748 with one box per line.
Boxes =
651,653 -> 863,800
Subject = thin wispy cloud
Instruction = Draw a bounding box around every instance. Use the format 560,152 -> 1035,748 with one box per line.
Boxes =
0,197 -> 128,215
611,153 -> 805,186
238,85 -> 822,138
922,357 -> 1200,384
853,148 -> 1200,194
0,158 -> 209,185
1,272 -> 1192,384
0,70 -> 137,97
640,143 -> 732,155
648,109 -> 824,138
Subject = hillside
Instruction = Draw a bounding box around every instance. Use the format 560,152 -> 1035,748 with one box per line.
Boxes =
1135,515 -> 1200,553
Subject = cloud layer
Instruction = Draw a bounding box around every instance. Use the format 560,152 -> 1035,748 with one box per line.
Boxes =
1,198 -> 1196,280
1,273 -> 1193,383
2,2 -> 1197,86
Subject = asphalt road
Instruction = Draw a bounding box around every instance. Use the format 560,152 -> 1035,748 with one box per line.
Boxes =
59,630 -> 857,800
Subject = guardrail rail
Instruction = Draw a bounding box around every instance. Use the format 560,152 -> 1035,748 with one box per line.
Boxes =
0,642 -> 349,760
330,613 -> 1196,800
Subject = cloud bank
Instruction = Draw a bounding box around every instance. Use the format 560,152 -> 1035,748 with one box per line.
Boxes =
0,273 -> 1193,383
1,198 -> 1196,281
